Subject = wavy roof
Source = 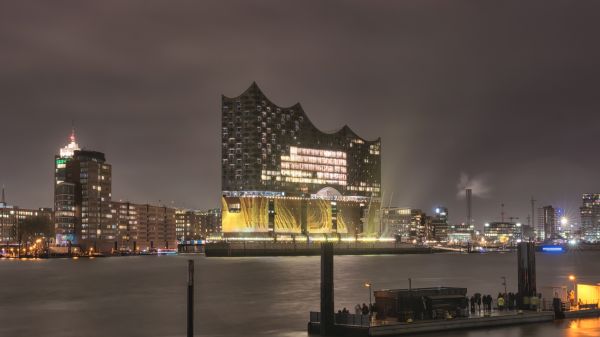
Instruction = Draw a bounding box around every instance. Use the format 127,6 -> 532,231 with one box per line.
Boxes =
223,82 -> 380,143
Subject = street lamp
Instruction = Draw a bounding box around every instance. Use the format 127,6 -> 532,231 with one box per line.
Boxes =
364,282 -> 372,310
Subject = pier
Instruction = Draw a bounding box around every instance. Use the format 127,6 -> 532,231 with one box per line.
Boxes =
307,241 -> 600,336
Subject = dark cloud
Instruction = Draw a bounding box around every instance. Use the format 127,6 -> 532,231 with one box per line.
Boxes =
1,0 -> 599,226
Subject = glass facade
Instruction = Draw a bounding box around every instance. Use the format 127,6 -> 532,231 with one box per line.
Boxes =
221,82 -> 380,198
220,83 -> 381,235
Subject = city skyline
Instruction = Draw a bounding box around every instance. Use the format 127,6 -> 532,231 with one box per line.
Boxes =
2,1 -> 600,225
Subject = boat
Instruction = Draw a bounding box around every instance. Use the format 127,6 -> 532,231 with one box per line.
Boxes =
157,248 -> 178,256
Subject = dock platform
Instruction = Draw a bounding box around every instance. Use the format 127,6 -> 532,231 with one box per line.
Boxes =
309,311 -> 556,336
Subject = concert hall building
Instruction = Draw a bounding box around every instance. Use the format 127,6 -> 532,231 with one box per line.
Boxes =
221,83 -> 381,237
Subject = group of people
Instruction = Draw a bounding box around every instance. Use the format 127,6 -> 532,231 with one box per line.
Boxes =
337,303 -> 373,316
468,292 -> 542,313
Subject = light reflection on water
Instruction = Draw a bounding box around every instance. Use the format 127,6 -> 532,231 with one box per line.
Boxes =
0,251 -> 599,337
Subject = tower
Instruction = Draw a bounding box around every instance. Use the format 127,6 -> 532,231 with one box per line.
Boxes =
54,129 -> 80,245
54,129 -> 113,252
465,189 -> 472,227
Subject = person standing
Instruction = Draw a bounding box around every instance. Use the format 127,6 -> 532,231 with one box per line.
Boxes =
497,294 -> 505,311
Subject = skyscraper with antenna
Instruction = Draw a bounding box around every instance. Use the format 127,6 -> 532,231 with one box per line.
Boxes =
54,127 -> 113,251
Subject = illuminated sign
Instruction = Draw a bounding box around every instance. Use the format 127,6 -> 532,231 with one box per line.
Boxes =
541,245 -> 565,253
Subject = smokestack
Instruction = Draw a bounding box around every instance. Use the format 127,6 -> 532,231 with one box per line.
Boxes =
1,186 -> 5,206
466,188 -> 472,226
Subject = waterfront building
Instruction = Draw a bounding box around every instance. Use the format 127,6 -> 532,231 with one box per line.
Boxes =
0,188 -> 53,243
135,203 -> 176,251
0,205 -> 53,243
176,208 -> 223,242
483,222 -> 522,245
111,201 -> 177,251
381,208 -> 412,239
53,130 -> 113,252
580,193 -> 600,242
198,208 -> 222,236
447,223 -> 474,244
54,129 -> 80,245
175,209 -> 196,241
220,83 -> 381,237
430,207 -> 449,242
379,207 -> 431,242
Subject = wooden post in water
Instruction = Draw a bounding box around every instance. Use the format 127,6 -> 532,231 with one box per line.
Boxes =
187,259 -> 194,337
320,242 -> 334,336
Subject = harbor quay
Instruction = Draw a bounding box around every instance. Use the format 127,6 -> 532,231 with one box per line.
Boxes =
308,242 -> 600,336
204,240 -> 443,257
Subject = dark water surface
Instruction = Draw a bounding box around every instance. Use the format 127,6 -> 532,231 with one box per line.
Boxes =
1,251 -> 599,337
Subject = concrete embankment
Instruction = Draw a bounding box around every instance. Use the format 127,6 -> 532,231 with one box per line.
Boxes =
205,242 -> 442,257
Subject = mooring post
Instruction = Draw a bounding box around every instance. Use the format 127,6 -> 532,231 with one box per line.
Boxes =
320,242 -> 334,336
517,242 -> 536,310
187,259 -> 194,337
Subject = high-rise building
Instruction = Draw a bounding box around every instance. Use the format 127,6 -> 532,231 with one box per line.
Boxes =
54,130 -> 113,252
54,129 -> 80,245
537,205 -> 555,240
431,206 -> 449,242
220,83 -> 381,236
580,194 -> 600,242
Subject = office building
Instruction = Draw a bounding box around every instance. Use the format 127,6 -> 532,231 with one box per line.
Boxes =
431,207 -> 449,242
484,222 -> 522,245
220,83 -> 381,236
53,130 -> 113,252
0,188 -> 54,243
381,207 -> 429,242
447,223 -> 474,244
537,205 -> 555,240
580,194 -> 600,242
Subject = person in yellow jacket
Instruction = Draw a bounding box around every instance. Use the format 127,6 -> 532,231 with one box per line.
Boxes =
530,295 -> 539,311
497,294 -> 505,311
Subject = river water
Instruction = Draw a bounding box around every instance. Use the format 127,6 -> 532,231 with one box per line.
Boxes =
1,251 -> 599,337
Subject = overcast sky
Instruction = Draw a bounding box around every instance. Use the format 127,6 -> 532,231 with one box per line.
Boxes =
1,1 -> 599,226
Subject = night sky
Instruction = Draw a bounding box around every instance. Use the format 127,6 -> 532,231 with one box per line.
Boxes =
1,1 -> 599,227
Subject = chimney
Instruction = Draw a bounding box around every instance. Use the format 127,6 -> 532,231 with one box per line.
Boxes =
466,188 -> 472,226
